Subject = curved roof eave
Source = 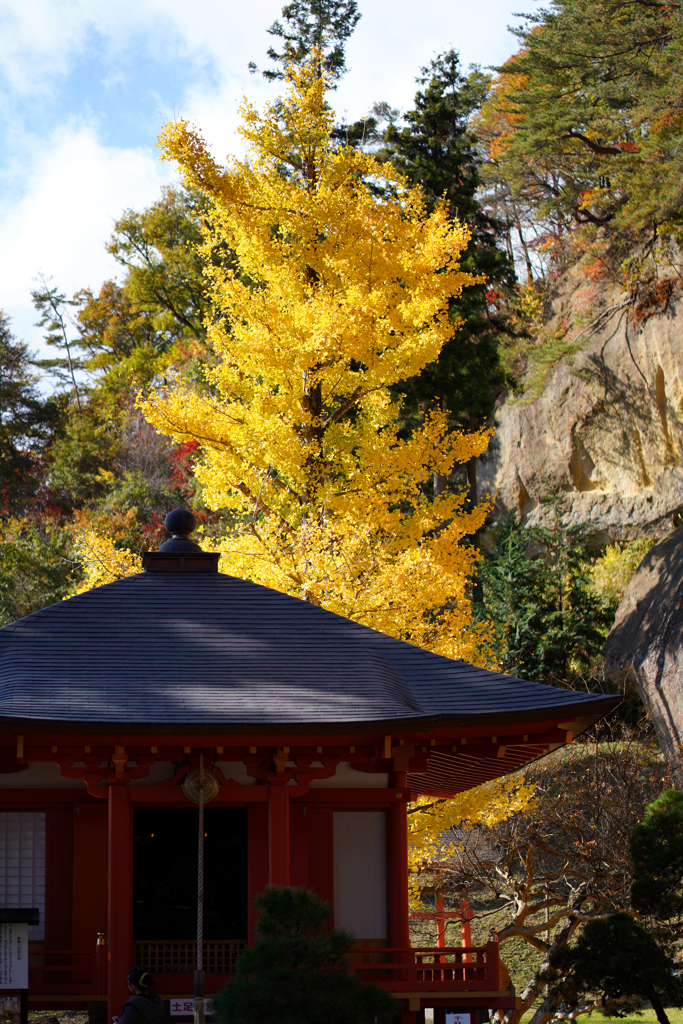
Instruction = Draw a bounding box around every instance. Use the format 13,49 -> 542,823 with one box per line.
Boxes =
0,569 -> 619,730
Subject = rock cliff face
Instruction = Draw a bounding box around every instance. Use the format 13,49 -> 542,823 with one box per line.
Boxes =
604,528 -> 683,761
478,268 -> 683,540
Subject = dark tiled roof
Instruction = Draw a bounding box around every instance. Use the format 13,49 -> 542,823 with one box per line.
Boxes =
0,571 -> 617,728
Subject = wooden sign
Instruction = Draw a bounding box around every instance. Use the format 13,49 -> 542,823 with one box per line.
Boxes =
170,999 -> 213,1016
0,923 -> 28,989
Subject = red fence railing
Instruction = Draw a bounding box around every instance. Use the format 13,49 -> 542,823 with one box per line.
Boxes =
348,942 -> 500,993
27,939 -> 500,998
28,944 -> 106,995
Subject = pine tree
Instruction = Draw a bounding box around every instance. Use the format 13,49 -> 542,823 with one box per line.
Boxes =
478,508 -> 612,682
0,311 -> 58,515
213,887 -> 398,1024
477,0 -> 683,268
630,789 -> 683,927
250,0 -> 361,85
550,914 -> 677,1024
382,51 -> 517,507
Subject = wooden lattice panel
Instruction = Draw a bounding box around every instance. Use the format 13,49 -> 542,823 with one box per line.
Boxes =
133,940 -> 247,975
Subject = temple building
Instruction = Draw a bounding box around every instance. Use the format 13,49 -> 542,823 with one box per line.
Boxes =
0,510 -> 618,1023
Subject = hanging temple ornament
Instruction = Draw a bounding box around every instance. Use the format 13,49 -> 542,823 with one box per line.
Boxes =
182,767 -> 220,804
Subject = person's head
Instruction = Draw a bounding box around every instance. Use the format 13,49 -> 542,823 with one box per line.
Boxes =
127,968 -> 154,995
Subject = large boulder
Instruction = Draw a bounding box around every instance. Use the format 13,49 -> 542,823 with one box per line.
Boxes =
478,267 -> 683,540
603,527 -> 683,759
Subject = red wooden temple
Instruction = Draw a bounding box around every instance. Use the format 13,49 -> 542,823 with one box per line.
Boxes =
0,510 -> 617,1023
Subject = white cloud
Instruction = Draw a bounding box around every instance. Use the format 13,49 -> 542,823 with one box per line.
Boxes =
0,0 -> 285,96
0,0 -> 525,101
0,120 -> 174,352
0,0 -> 531,356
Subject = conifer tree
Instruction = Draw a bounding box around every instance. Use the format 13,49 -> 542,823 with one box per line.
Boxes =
0,311 -> 58,515
382,52 -> 517,506
630,788 -> 683,926
250,0 -> 360,84
213,887 -> 398,1024
550,914 -> 677,1024
478,509 -> 612,683
477,0 -> 683,266
142,56 -> 495,663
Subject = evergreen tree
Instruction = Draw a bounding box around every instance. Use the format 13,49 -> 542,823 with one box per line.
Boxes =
0,311 -> 59,516
478,508 -> 612,682
630,789 -> 683,927
250,0 -> 361,85
213,887 -> 398,1024
550,914 -> 677,1024
31,281 -> 85,410
382,51 -> 517,505
478,0 -> 683,269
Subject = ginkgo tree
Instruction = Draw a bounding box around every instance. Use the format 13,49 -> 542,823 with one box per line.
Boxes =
137,55 -> 494,662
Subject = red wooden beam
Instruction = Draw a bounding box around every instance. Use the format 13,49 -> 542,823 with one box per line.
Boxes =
128,785 -> 267,804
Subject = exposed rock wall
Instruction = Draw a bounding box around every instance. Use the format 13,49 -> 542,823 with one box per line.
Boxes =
604,528 -> 683,760
479,269 -> 683,540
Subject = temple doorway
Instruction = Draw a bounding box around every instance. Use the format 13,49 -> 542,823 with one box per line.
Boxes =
133,807 -> 248,941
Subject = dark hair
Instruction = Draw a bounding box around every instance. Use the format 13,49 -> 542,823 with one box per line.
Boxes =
127,968 -> 154,992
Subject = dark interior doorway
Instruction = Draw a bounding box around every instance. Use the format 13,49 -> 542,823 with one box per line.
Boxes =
133,807 -> 248,940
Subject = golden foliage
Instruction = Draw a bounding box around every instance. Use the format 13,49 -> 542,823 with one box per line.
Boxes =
589,537 -> 655,606
141,56 -> 496,663
69,508 -> 142,594
408,776 -> 537,905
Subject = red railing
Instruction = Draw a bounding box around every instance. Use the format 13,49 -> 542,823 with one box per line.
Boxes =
26,940 -> 500,1000
348,942 -> 500,993
28,944 -> 106,995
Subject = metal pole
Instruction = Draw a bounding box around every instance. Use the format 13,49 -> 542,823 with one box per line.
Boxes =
194,752 -> 205,1024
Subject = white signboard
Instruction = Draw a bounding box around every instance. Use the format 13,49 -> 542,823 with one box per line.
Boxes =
0,923 -> 29,989
170,999 -> 213,1016
446,1014 -> 472,1024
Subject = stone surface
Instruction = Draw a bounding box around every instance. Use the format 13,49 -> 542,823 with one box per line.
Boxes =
478,268 -> 683,539
603,527 -> 683,759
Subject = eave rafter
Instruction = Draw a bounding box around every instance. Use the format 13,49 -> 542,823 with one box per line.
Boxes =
3,721 -> 579,799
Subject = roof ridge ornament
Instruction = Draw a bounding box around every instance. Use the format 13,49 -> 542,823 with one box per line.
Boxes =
142,507 -> 220,573
160,507 -> 203,553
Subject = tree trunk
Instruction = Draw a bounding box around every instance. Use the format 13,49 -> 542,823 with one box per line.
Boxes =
644,985 -> 671,1024
434,472 -> 447,497
513,207 -> 534,285
505,916 -> 581,1024
466,455 -> 478,511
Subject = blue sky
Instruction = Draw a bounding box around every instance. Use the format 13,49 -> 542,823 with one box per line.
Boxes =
0,0 -> 534,359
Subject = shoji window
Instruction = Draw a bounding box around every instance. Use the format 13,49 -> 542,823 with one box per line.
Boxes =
333,810 -> 387,940
0,811 -> 46,939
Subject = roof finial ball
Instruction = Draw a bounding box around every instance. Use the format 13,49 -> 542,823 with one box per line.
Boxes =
159,507 -> 203,553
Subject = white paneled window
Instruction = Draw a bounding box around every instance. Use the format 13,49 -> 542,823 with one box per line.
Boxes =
333,810 -> 387,939
0,811 -> 46,939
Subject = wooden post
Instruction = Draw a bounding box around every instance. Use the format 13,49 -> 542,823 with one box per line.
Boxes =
96,932 -> 106,994
461,897 -> 473,964
389,773 -> 409,949
436,893 -> 446,950
107,784 -> 131,1023
268,784 -> 290,886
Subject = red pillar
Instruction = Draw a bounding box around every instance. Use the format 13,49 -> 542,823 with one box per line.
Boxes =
389,772 -> 409,949
108,784 -> 132,1022
268,784 -> 290,886
436,893 -> 446,950
461,898 -> 473,963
